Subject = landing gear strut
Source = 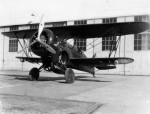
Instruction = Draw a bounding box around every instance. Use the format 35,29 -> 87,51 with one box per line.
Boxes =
65,68 -> 75,83
29,67 -> 39,81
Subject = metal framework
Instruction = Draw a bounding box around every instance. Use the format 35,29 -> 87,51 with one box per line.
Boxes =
14,33 -> 32,57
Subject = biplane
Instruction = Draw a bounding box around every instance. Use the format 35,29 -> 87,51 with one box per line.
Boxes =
2,17 -> 149,83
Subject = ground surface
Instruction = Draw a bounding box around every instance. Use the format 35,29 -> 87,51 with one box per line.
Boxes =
0,70 -> 150,114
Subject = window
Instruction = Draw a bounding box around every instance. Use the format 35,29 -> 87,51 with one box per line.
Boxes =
10,26 -> 18,31
9,38 -> 18,52
30,24 -> 38,29
53,21 -> 67,27
134,34 -> 150,51
134,15 -> 150,51
74,39 -> 86,51
135,15 -> 150,32
134,34 -> 142,51
74,20 -> 87,51
134,16 -> 142,22
102,18 -> 117,23
102,36 -> 116,51
102,18 -> 117,51
74,20 -> 87,25
134,15 -> 149,22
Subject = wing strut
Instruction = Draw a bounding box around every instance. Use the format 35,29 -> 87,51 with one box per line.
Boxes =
22,37 -> 33,57
114,35 -> 121,57
14,32 -> 30,57
108,35 -> 121,58
107,27 -> 122,58
13,31 -> 33,57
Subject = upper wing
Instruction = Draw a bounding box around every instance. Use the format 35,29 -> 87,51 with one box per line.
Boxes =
2,29 -> 37,39
50,22 -> 149,39
16,56 -> 41,63
70,57 -> 134,67
2,22 -> 149,39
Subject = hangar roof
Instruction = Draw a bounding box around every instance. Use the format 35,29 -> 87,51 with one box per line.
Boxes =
0,13 -> 149,28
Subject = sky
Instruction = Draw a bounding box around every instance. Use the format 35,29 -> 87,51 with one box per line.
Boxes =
0,0 -> 150,26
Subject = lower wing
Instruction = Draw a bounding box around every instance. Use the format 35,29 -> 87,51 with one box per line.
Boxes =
16,57 -> 134,70
16,57 -> 41,63
70,57 -> 134,70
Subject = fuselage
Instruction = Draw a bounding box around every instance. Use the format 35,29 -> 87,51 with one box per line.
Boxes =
31,39 -> 94,75
52,40 -> 95,75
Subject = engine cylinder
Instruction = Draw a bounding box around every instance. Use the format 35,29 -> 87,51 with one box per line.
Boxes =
30,29 -> 56,56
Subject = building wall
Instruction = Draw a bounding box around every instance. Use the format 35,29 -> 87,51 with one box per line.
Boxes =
84,15 -> 150,75
0,28 -> 4,70
0,15 -> 150,75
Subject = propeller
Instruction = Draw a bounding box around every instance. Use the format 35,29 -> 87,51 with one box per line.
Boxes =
18,15 -> 56,54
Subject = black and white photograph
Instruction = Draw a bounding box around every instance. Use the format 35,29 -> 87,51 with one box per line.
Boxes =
0,0 -> 150,113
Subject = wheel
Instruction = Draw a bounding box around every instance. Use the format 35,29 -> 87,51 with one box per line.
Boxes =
65,68 -> 75,83
29,68 -> 39,81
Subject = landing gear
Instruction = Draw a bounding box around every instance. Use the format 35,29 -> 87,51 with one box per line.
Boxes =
93,73 -> 96,78
29,68 -> 39,81
65,68 -> 75,83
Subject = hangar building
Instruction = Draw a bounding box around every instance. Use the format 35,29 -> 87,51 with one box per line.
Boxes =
0,14 -> 150,75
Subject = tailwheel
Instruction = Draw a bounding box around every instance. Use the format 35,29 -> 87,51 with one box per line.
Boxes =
65,68 -> 75,83
29,67 -> 39,81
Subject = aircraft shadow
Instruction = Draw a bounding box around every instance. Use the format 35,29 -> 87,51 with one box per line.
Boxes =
15,76 -> 65,82
1,74 -> 64,81
75,75 -> 111,82
0,74 -> 27,78
1,74 -> 111,83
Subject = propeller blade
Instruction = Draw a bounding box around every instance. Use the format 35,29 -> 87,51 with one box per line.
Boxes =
17,40 -> 37,54
36,40 -> 56,54
37,14 -> 45,41
18,15 -> 45,54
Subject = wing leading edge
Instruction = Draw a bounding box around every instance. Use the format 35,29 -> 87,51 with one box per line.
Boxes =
16,57 -> 41,63
2,29 -> 37,39
51,22 -> 149,39
70,57 -> 134,68
2,22 -> 149,39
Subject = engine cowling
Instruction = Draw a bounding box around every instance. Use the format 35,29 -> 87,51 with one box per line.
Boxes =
30,29 -> 56,56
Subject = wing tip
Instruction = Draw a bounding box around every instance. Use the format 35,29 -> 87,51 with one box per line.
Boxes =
117,58 -> 134,64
